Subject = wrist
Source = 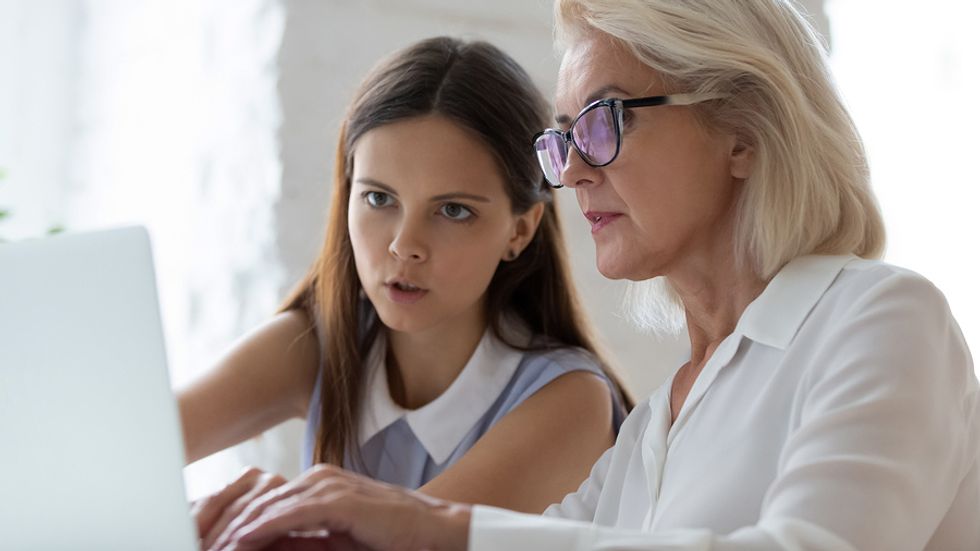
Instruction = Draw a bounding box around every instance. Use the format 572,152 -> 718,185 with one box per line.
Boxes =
432,502 -> 471,551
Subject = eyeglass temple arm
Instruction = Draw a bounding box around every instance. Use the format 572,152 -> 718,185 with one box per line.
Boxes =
621,92 -> 726,108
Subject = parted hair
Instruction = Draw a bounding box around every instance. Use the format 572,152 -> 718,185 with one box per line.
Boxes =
280,36 -> 633,466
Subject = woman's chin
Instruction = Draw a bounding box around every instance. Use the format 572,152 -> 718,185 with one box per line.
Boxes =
596,249 -> 664,281
595,256 -> 632,281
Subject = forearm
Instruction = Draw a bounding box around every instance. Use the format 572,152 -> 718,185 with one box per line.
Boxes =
469,506 -> 858,551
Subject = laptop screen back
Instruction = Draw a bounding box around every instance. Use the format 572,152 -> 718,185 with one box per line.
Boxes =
0,227 -> 197,550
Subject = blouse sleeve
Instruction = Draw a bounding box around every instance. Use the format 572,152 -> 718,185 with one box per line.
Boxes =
541,445 -> 614,520
471,270 -> 980,551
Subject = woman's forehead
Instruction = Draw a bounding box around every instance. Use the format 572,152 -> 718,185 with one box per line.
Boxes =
351,116 -> 509,199
555,35 -> 664,115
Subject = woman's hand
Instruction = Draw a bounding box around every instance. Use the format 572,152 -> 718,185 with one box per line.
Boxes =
190,467 -> 288,550
210,464 -> 472,551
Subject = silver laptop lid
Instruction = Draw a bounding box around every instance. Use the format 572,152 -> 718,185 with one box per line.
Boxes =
0,227 -> 197,550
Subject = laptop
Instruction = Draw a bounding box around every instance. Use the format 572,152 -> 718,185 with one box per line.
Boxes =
0,227 -> 197,550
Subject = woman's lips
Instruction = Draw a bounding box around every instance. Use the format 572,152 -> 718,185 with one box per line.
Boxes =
584,211 -> 623,234
384,282 -> 429,304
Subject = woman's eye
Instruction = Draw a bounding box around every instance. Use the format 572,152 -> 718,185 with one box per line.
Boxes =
364,191 -> 392,208
440,203 -> 474,221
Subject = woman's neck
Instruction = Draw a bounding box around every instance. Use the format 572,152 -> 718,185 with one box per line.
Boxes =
385,308 -> 488,410
668,241 -> 767,366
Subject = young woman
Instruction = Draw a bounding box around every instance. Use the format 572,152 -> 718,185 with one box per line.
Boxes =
179,36 -> 630,547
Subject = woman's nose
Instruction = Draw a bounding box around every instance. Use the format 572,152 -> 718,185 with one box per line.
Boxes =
388,220 -> 428,263
560,147 -> 601,188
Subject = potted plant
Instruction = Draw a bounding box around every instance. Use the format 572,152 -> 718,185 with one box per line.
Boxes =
0,167 -> 9,243
0,168 -> 65,243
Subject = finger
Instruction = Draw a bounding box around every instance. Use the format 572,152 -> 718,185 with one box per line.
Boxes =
211,476 -> 321,550
192,467 -> 265,539
203,471 -> 286,549
217,465 -> 362,550
216,464 -> 359,547
234,494 -> 359,549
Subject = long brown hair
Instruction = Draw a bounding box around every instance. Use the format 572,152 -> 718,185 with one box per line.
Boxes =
280,36 -> 632,466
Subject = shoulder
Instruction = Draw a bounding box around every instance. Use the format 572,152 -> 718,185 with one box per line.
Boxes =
799,258 -> 974,405
825,257 -> 951,317
794,257 -> 958,349
515,368 -> 613,417
518,344 -> 604,376
491,344 -> 612,416
241,310 -> 320,404
810,257 -> 966,346
507,345 -> 611,400
235,309 -> 317,360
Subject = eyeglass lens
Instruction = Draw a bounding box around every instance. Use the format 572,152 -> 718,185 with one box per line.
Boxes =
534,103 -> 618,188
573,105 -> 617,165
534,133 -> 566,187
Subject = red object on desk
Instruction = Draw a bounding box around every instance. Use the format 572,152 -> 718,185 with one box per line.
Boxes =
266,533 -> 361,551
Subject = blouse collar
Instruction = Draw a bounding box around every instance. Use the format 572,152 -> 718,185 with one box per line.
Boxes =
358,324 -> 527,465
737,254 -> 856,350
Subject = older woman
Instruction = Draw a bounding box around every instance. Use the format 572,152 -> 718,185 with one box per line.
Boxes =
204,1 -> 980,549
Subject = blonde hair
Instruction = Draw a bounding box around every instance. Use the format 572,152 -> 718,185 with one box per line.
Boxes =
556,0 -> 885,280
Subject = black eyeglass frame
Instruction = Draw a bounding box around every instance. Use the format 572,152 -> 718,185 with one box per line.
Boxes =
533,92 -> 725,188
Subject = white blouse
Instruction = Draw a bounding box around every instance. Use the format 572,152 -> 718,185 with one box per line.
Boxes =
471,255 -> 980,551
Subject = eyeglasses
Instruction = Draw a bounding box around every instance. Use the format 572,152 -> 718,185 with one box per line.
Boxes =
532,93 -> 725,188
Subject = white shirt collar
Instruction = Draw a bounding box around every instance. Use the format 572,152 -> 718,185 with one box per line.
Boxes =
358,326 -> 527,465
737,254 -> 856,350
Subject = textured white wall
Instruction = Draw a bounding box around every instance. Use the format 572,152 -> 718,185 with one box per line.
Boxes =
55,0 -> 287,498
0,0 -> 79,239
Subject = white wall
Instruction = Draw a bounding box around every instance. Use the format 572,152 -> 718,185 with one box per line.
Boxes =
827,0 -> 980,366
6,0 -> 288,499
0,0 -> 80,239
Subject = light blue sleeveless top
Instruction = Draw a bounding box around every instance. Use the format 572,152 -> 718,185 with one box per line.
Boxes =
302,321 -> 627,489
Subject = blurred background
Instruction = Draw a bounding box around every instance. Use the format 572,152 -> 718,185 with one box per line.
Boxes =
1,0 -> 977,499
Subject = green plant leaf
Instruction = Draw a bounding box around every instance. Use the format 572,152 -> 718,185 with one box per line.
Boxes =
0,209 -> 10,221
47,225 -> 66,235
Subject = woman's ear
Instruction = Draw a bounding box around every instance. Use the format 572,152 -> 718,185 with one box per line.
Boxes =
729,136 -> 754,180
503,202 -> 545,261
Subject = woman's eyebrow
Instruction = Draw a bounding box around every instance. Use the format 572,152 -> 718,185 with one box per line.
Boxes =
556,84 -> 631,125
355,177 -> 398,196
356,178 -> 490,203
430,192 -> 491,203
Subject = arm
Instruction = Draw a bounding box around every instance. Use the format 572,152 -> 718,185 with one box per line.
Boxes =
213,271 -> 979,551
419,369 -> 615,513
203,369 -> 614,548
178,309 -> 320,464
